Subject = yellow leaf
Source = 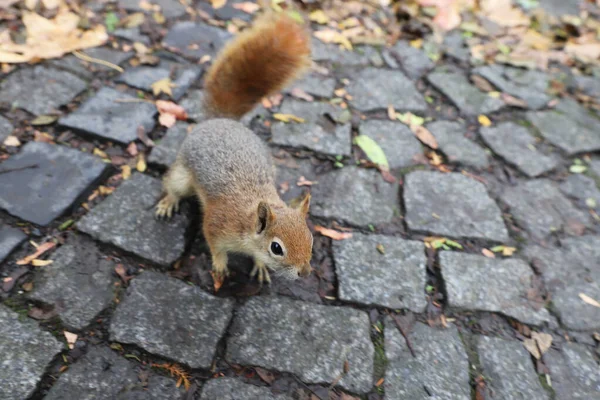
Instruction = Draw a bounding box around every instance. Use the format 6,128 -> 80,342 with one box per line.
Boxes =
413,126 -> 438,149
273,113 -> 305,123
502,246 -> 516,256
410,39 -> 423,49
478,115 -> 492,127
387,105 -> 396,120
31,259 -> 53,267
151,77 -> 176,97
211,0 -> 226,9
153,12 -> 165,24
522,29 -> 552,51
579,293 -> 600,308
309,10 -> 329,25
314,29 -> 353,51
3,135 -> 21,147
482,248 -> 495,258
231,2 -> 260,14
133,42 -> 149,55
93,148 -> 108,159
121,165 -> 131,180
136,153 -> 147,172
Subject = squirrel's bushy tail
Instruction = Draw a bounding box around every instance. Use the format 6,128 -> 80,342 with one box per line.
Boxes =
203,11 -> 311,119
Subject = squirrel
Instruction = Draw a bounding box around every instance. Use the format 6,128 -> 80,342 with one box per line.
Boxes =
155,11 -> 313,284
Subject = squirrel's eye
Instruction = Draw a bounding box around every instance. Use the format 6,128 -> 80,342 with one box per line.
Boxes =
270,242 -> 283,256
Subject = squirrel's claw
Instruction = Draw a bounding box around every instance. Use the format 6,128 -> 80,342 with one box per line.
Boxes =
251,262 -> 271,285
155,196 -> 179,219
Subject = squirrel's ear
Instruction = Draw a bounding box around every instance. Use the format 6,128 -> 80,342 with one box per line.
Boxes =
257,202 -> 275,234
295,192 -> 311,216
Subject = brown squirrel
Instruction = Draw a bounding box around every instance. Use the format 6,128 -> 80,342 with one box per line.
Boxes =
156,11 -> 313,284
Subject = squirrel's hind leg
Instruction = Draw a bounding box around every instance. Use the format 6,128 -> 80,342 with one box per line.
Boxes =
156,161 -> 195,218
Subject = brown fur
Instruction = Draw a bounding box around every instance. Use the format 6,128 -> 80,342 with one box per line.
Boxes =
203,11 -> 311,119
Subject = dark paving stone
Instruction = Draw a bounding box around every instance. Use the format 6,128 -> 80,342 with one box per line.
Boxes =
358,120 -> 422,169
271,100 -> 351,156
311,39 -> 379,66
0,142 -> 108,226
226,296 -> 374,393
0,66 -> 86,115
590,158 -> 600,177
45,346 -> 182,400
27,236 -> 116,330
473,65 -> 552,110
311,166 -> 399,227
110,271 -> 234,369
0,114 -> 13,142
404,171 -> 509,242
426,121 -> 489,168
572,75 -> 600,99
427,67 -> 504,116
538,0 -> 582,16
443,31 -> 470,62
523,236 -> 600,330
148,122 -> 192,168
119,0 -> 186,18
480,122 -> 558,177
274,156 -> 317,204
391,41 -> 435,79
49,47 -> 133,79
347,67 -> 427,112
59,87 -> 157,144
527,98 -> 600,155
116,59 -> 202,100
200,378 -> 283,400
478,336 -> 548,400
163,22 -> 232,59
545,344 -> 600,399
286,73 -> 336,98
113,27 -> 150,45
77,173 -> 189,266
0,225 -> 26,264
560,174 -> 600,209
179,89 -> 208,121
385,320 -> 470,399
501,179 -> 590,240
0,305 -> 63,400
440,252 -> 552,325
197,0 -> 254,21
332,233 -> 426,311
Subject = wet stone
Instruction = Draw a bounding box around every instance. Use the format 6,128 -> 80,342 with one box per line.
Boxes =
391,41 -> 435,79
113,27 -> 150,45
200,378 -> 281,400
501,179 -> 590,240
0,114 -> 13,142
426,121 -> 489,168
116,59 -> 202,100
527,98 -> 600,154
545,344 -> 600,399
0,305 -> 63,400
523,236 -> 600,330
49,47 -> 133,79
110,271 -> 234,369
271,100 -> 351,156
163,22 -> 232,59
311,166 -> 399,227
347,67 -> 427,112
0,142 -> 108,226
427,67 -> 504,116
358,120 -> 422,169
404,171 -> 509,242
480,122 -> 558,177
59,87 -> 157,144
226,296 -> 374,393
477,336 -> 549,400
311,39 -> 379,66
0,65 -> 86,116
286,73 -> 336,98
77,173 -> 188,266
332,233 -> 426,311
274,156 -> 317,204
0,225 -> 26,264
45,346 -> 182,400
27,236 -> 116,330
148,123 -> 192,168
559,174 -> 600,209
473,65 -> 552,110
385,320 -> 470,399
440,252 -> 552,326
119,0 -> 186,18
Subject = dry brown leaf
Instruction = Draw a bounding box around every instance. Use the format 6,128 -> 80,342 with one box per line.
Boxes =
314,29 -> 352,50
159,112 -> 176,128
579,293 -> 600,308
471,75 -> 495,92
290,87 -> 314,102
565,42 -> 600,62
115,264 -> 132,284
418,0 -> 464,31
314,225 -> 353,240
151,77 -> 177,97
273,113 -> 305,123
126,142 -> 138,156
34,131 -> 54,143
480,0 -> 529,27
3,135 -> 21,147
522,29 -> 553,51
523,337 -> 541,359
501,93 -> 528,108
121,165 -> 131,180
17,241 -> 56,265
255,367 -> 275,384
232,2 -> 259,14
22,281 -> 33,292
413,126 -> 438,149
64,331 -> 77,349
387,105 -> 396,120
531,332 -> 552,355
297,176 -> 317,186
156,100 -> 188,120
482,248 -> 495,258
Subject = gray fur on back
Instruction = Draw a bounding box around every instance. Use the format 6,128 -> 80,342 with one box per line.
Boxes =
179,119 -> 275,197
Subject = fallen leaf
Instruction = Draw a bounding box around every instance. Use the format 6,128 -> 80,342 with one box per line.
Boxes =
579,293 -> 600,308
273,113 -> 305,123
31,259 -> 53,267
31,115 -> 58,125
28,307 -> 57,320
211,0 -> 226,9
126,142 -> 138,156
93,148 -> 108,159
133,41 -> 149,55
376,244 -> 385,254
413,125 -> 438,149
502,93 -> 528,108
354,135 -> 389,170
565,42 -> 600,62
418,0 -> 464,31
22,281 -> 33,292
522,29 -> 552,51
151,77 -> 177,97
105,12 -> 119,33
570,164 -> 587,174
136,153 -> 147,172
121,165 -> 131,180
531,332 -> 552,355
523,337 -> 541,359
387,105 -> 396,120
314,29 -> 352,50
17,241 -> 56,265
121,12 -> 145,28
137,126 -> 155,147
98,185 -> 114,196
156,100 -> 188,128
3,135 -> 21,147
314,225 -> 353,240
159,113 -> 176,128
480,0 -> 530,27
309,10 -> 328,24
396,112 -> 424,126
115,264 -> 132,284
482,248 -> 495,258
64,331 -> 78,349
255,367 -> 275,384
34,131 -> 54,143
232,2 -> 259,13
290,88 -> 314,102
297,176 -> 317,186
152,12 -> 165,24
471,75 -> 495,92
478,115 -> 492,127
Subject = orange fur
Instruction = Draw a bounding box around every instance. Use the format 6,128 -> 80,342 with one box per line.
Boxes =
203,11 -> 312,119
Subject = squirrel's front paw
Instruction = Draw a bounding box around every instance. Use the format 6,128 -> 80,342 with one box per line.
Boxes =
250,261 -> 271,285
155,195 -> 179,219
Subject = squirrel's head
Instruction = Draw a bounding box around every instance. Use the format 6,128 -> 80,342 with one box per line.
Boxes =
254,193 -> 313,279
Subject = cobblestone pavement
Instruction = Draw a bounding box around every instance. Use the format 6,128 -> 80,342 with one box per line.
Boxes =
1,0 -> 600,399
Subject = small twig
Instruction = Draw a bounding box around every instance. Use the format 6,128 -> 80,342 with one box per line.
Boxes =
0,164 -> 38,175
73,50 -> 124,72
389,312 -> 416,358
